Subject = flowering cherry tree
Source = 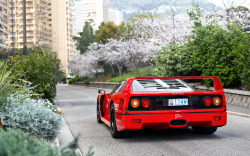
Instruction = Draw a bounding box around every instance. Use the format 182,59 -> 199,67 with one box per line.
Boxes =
70,4 -> 249,77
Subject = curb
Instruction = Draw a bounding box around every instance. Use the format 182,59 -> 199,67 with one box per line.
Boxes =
55,99 -> 83,156
60,114 -> 83,156
227,111 -> 250,118
52,137 -> 60,148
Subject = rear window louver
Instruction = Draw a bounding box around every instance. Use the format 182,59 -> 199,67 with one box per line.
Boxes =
137,79 -> 188,89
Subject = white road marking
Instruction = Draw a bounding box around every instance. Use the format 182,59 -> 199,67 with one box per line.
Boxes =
228,111 -> 250,118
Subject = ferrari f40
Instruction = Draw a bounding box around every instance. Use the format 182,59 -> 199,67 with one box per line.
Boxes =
96,76 -> 227,138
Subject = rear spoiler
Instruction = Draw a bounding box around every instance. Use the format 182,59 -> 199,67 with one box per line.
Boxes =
134,76 -> 223,92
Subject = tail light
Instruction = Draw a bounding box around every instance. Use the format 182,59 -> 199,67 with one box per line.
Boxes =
131,99 -> 140,108
213,97 -> 221,106
142,99 -> 150,108
204,97 -> 212,107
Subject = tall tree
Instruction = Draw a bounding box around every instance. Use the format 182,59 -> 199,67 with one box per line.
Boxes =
94,22 -> 118,44
73,22 -> 94,54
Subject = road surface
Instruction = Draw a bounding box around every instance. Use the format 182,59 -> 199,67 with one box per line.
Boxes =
56,84 -> 250,156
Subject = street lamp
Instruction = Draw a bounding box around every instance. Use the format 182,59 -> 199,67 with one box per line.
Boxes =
23,0 -> 27,55
11,0 -> 15,56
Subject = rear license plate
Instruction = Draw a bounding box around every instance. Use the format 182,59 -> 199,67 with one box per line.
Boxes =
168,98 -> 188,106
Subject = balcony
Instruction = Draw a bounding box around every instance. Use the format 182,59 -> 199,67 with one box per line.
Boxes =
26,9 -> 35,13
0,42 -> 10,49
26,20 -> 34,24
27,38 -> 34,42
26,27 -> 35,31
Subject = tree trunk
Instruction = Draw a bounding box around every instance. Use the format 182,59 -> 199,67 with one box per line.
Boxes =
109,64 -> 115,75
133,58 -> 139,73
117,65 -> 122,76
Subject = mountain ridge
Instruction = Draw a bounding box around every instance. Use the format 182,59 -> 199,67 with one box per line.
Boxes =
109,0 -> 220,19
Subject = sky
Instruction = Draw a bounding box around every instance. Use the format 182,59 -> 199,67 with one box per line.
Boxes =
207,0 -> 250,8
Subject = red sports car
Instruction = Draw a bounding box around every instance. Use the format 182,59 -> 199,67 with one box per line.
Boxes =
96,76 -> 227,138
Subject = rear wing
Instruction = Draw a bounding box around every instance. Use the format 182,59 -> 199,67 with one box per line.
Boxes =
134,76 -> 223,92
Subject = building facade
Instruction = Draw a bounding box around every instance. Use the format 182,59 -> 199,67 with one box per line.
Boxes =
82,0 -> 109,31
52,0 -> 78,74
0,0 -> 77,74
8,0 -> 52,49
0,0 -> 10,50
108,8 -> 123,25
75,0 -> 83,33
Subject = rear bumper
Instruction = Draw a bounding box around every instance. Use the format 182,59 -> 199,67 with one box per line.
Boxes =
115,111 -> 227,131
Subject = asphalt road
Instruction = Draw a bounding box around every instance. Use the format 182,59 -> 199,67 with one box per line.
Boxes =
56,84 -> 250,156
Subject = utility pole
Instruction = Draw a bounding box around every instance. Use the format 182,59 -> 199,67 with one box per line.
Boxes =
23,0 -> 27,55
11,0 -> 15,57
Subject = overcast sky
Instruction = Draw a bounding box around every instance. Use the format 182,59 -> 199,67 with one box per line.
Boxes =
207,0 -> 250,8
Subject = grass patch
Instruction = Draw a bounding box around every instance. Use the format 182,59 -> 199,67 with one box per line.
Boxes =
110,66 -> 155,82
94,76 -> 112,82
110,74 -> 140,82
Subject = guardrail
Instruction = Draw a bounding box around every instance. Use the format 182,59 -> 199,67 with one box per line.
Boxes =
72,82 -> 250,108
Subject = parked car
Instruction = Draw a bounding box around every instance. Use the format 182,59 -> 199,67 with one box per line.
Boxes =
96,76 -> 227,138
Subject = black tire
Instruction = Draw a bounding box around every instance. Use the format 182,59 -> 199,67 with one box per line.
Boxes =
97,104 -> 103,123
110,104 -> 124,138
192,126 -> 217,134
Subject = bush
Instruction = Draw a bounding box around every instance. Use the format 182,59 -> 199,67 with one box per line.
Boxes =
68,76 -> 94,84
68,76 -> 88,84
189,24 -> 249,88
8,50 -> 64,102
0,61 -> 20,107
0,128 -> 59,156
152,44 -> 196,77
2,93 -> 61,140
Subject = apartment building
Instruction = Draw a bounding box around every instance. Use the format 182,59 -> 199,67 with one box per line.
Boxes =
8,0 -> 52,49
0,0 -> 10,50
0,0 -> 77,74
75,0 -> 83,33
108,9 -> 123,25
52,0 -> 79,74
82,0 -> 109,31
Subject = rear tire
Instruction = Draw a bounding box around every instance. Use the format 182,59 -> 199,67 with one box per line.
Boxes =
97,104 -> 103,124
110,104 -> 125,138
192,126 -> 217,134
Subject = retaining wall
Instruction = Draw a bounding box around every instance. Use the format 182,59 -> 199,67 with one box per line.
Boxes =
73,82 -> 118,90
72,82 -> 250,108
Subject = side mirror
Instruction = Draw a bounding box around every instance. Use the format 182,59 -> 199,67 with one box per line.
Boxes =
98,89 -> 106,94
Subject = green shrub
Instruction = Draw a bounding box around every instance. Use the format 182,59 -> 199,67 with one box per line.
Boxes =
227,24 -> 250,90
2,93 -> 61,140
0,128 -> 59,156
68,76 -> 89,84
0,61 -> 20,107
8,50 -> 64,102
189,24 -> 249,88
152,44 -> 196,77
68,76 -> 94,84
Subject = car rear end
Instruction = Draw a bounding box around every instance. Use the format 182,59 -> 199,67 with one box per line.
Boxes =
115,76 -> 227,133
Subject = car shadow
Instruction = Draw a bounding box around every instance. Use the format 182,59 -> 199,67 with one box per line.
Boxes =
101,123 -> 223,142
120,127 -> 223,142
